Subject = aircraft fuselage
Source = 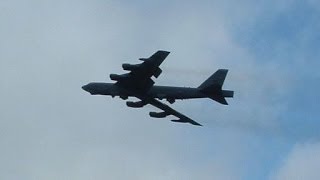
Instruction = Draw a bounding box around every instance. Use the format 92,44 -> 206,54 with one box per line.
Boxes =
82,82 -> 207,100
82,50 -> 234,126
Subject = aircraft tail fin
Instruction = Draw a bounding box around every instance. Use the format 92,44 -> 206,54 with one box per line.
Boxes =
198,69 -> 234,105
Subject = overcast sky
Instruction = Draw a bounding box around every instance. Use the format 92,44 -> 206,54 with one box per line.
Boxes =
1,0 -> 320,179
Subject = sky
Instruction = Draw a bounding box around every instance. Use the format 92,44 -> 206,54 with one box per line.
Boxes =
1,0 -> 320,179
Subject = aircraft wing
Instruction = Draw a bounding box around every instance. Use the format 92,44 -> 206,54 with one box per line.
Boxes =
147,98 -> 202,126
112,50 -> 170,93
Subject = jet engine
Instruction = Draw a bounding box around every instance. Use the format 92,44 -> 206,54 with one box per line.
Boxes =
110,74 -> 129,81
149,111 -> 168,118
126,101 -> 145,108
122,63 -> 140,71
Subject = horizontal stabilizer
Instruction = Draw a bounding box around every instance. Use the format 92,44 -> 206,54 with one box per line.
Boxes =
222,90 -> 234,98
210,90 -> 234,105
209,95 -> 228,105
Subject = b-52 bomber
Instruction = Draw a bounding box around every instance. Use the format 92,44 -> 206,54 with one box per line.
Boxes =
82,50 -> 234,126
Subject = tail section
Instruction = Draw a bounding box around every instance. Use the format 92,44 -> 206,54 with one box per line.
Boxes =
198,69 -> 234,105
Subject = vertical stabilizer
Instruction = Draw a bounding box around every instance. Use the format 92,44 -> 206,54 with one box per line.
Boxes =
198,69 -> 233,105
198,69 -> 228,91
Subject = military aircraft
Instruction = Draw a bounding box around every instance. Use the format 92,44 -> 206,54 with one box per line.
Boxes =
82,50 -> 234,126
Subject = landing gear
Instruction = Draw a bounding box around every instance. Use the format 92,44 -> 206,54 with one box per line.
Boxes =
120,95 -> 128,100
167,98 -> 175,104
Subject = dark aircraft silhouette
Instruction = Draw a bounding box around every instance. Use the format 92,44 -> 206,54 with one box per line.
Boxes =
82,50 -> 234,126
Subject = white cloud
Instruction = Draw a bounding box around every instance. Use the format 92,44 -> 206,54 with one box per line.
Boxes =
271,143 -> 320,180
1,0 -> 319,179
0,1 -> 252,179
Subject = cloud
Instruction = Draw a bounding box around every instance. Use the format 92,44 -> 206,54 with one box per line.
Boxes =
1,0 -> 319,179
0,1 -> 250,179
271,143 -> 320,180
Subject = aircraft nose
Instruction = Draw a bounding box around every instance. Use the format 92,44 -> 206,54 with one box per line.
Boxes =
82,83 -> 96,95
82,84 -> 89,92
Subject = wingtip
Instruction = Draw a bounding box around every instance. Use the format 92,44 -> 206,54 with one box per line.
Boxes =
193,122 -> 203,126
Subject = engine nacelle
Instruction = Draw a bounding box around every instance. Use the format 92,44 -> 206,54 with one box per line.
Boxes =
149,111 -> 168,118
126,101 -> 145,108
122,63 -> 140,71
110,74 -> 129,81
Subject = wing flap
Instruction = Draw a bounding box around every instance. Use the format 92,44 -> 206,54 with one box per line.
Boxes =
171,119 -> 202,126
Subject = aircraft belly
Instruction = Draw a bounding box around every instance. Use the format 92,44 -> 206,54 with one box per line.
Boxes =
148,86 -> 205,99
99,84 -> 131,97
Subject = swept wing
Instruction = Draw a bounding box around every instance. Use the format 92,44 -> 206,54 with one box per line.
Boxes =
111,50 -> 170,93
147,98 -> 202,126
112,50 -> 201,126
